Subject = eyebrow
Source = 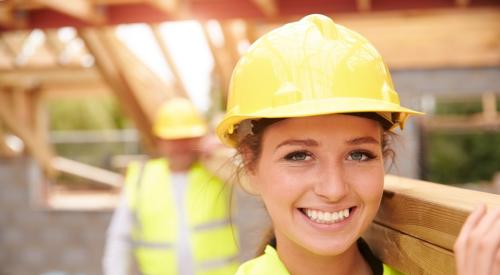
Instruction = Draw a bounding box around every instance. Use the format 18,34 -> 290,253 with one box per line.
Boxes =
346,136 -> 380,145
275,139 -> 319,151
275,136 -> 380,151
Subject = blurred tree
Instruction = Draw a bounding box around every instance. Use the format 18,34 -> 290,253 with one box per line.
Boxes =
424,98 -> 500,184
47,96 -> 130,130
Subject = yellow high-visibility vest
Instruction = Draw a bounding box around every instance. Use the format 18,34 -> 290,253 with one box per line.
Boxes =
125,158 -> 239,275
236,245 -> 404,275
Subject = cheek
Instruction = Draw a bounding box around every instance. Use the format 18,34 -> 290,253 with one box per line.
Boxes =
346,163 -> 385,205
251,161 -> 302,209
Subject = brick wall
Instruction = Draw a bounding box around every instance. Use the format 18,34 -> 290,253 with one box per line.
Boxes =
0,157 -> 112,275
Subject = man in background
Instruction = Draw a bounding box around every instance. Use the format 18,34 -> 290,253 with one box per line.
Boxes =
103,97 -> 239,275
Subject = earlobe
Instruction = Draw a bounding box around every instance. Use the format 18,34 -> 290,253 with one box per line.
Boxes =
239,170 -> 261,195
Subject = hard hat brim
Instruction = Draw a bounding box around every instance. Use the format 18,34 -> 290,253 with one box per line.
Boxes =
154,125 -> 208,140
217,97 -> 423,147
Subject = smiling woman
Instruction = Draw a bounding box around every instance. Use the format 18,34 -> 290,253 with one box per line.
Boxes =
215,14 -> 500,275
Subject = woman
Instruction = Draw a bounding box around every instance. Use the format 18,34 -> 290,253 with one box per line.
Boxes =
215,14 -> 500,274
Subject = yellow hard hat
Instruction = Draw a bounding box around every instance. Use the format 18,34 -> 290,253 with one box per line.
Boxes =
153,97 -> 208,139
216,14 -> 422,147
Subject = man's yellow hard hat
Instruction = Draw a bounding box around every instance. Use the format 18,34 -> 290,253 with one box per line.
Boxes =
216,14 -> 422,147
153,97 -> 207,140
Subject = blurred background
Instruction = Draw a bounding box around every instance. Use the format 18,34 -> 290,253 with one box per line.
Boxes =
0,0 -> 499,274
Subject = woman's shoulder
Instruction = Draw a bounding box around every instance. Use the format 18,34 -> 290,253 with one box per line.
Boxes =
383,264 -> 404,275
235,245 -> 290,275
236,243 -> 404,275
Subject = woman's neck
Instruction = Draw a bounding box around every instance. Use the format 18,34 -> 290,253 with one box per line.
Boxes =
275,236 -> 372,275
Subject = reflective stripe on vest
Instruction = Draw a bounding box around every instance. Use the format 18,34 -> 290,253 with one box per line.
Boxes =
125,159 -> 239,275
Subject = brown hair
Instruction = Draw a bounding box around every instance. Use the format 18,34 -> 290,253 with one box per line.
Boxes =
234,113 -> 396,255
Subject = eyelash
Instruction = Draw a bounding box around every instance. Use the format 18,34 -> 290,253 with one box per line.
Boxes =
283,150 -> 377,162
284,151 -> 312,161
346,150 -> 377,162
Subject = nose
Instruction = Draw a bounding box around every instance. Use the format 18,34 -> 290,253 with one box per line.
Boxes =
313,162 -> 349,201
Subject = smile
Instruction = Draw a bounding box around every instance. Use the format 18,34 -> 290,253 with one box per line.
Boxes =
301,208 -> 352,224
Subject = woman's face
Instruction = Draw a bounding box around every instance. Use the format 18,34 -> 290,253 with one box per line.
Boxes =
247,114 -> 385,256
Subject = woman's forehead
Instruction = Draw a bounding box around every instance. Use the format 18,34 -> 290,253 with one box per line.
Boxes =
268,114 -> 381,133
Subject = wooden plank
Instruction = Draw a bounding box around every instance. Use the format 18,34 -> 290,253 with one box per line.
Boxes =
0,1 -> 13,27
42,81 -> 112,98
251,8 -> 500,69
33,0 -> 105,24
148,0 -> 180,15
251,0 -> 278,18
0,67 -> 103,87
334,8 -> 500,69
356,0 -> 371,12
0,120 -> 17,157
482,92 -> 497,121
79,27 -> 157,152
364,223 -> 456,275
201,22 -> 229,99
150,23 -> 188,97
98,27 -> 175,119
377,175 -> 500,251
220,21 -> 240,67
422,115 -> 500,132
0,89 -> 55,176
43,29 -> 66,65
51,156 -> 124,187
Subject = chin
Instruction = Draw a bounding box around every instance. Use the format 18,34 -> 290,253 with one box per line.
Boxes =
303,238 -> 355,257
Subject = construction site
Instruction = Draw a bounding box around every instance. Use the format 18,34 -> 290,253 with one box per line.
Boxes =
0,0 -> 499,274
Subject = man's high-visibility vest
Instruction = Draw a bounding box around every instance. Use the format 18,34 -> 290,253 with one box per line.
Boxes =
125,158 -> 239,275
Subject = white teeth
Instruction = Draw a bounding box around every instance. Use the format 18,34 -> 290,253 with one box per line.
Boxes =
304,208 -> 351,224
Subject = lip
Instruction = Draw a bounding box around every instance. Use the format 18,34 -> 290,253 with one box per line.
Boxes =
296,206 -> 357,231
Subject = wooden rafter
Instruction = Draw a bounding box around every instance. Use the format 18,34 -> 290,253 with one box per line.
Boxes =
148,0 -> 180,15
79,27 -> 166,153
0,0 -> 13,27
52,156 -> 124,188
201,22 -> 231,100
0,67 -> 103,87
150,23 -> 188,97
219,21 -> 240,66
482,92 -> 497,121
33,0 -> 105,25
0,119 -> 17,157
455,0 -> 471,8
43,30 -> 65,65
0,87 -> 55,176
251,0 -> 278,18
356,0 -> 371,12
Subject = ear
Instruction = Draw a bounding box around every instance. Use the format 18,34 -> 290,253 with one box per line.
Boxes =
238,146 -> 262,195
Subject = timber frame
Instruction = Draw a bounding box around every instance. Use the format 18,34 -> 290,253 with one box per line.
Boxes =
0,1 -> 499,273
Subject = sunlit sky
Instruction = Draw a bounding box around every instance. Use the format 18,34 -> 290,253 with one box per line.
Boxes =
115,21 -> 221,113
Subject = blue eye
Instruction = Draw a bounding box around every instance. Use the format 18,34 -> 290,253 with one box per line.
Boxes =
347,151 -> 375,161
284,151 -> 311,161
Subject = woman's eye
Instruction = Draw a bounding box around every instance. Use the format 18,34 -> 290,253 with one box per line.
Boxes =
284,151 -> 311,161
347,151 -> 374,162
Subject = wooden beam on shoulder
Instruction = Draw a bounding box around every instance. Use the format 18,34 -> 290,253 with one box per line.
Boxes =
377,175 -> 500,251
364,223 -> 455,274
